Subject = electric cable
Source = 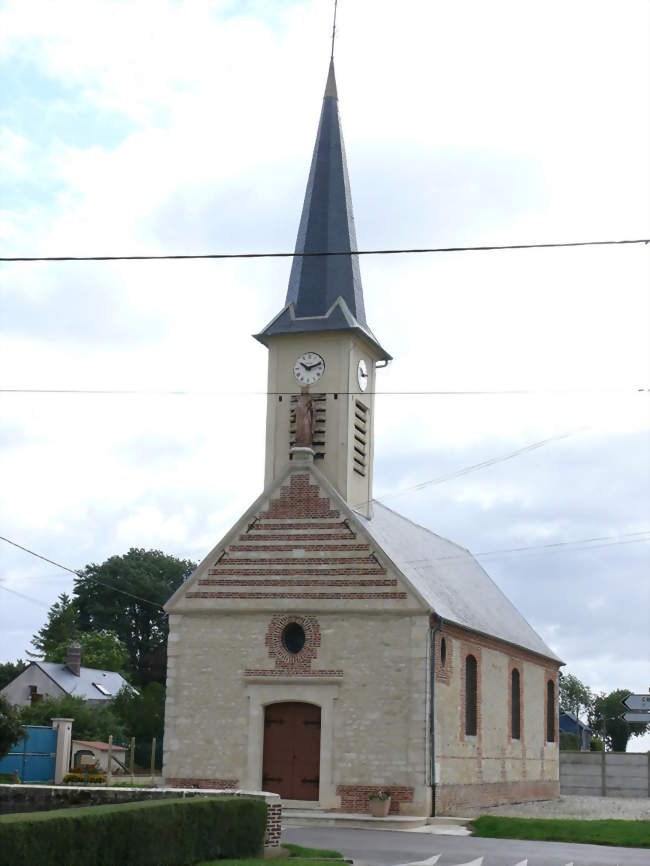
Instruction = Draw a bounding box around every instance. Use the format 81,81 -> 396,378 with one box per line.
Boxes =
0,536 -> 164,609
1,237 -> 648,263
1,387 -> 647,397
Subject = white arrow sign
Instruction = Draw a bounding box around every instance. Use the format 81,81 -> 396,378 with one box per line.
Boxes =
622,693 -> 650,711
624,711 -> 650,723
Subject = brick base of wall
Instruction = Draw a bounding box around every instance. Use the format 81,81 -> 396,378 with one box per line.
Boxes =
265,802 -> 282,848
336,784 -> 414,814
166,777 -> 238,789
435,780 -> 560,816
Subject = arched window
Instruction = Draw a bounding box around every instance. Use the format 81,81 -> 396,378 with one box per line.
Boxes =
465,654 -> 478,736
511,669 -> 521,740
546,679 -> 555,742
440,637 -> 447,667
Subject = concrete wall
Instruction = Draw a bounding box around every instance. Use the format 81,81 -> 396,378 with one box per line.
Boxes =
560,752 -> 650,797
433,624 -> 560,814
163,611 -> 431,815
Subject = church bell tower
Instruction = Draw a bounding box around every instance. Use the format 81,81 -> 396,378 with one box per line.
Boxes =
255,61 -> 390,518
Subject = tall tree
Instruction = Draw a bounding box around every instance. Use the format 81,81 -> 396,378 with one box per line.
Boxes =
0,694 -> 26,760
0,660 -> 27,691
19,695 -> 123,743
48,630 -> 128,673
31,593 -> 78,657
559,671 -> 593,736
589,689 -> 650,751
74,549 -> 194,685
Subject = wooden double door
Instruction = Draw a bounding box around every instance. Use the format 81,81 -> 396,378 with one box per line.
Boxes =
262,702 -> 321,800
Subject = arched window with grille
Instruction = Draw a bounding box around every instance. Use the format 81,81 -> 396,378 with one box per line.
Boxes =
465,654 -> 478,736
546,679 -> 555,742
511,669 -> 521,740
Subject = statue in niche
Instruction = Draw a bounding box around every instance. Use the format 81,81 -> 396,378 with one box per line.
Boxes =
294,388 -> 315,447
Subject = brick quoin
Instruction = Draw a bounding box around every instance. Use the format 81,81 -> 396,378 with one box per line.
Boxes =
336,785 -> 414,814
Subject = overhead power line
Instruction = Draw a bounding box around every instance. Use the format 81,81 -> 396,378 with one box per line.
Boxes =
365,427 -> 588,510
0,535 -> 163,609
406,530 -> 650,566
1,387 -> 647,397
1,237 -> 648,263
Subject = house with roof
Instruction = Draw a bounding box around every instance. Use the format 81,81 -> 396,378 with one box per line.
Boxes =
559,710 -> 593,750
0,642 -> 131,707
162,59 -> 562,816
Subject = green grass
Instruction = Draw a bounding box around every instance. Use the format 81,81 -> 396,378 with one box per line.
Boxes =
198,841 -> 345,865
472,815 -> 650,848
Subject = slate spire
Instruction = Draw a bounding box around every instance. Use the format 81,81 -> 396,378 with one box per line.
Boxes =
256,60 -> 390,360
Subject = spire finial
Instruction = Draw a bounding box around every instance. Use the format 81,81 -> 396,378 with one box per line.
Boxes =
330,0 -> 338,62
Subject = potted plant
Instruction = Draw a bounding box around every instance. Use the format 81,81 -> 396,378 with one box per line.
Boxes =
368,789 -> 391,817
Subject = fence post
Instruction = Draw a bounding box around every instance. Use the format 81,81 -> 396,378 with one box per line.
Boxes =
601,749 -> 606,796
150,737 -> 156,779
107,735 -> 113,785
129,737 -> 135,778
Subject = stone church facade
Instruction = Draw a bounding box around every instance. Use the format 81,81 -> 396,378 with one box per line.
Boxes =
163,61 -> 561,816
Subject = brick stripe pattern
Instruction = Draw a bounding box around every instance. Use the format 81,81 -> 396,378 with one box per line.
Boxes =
336,784 -> 414,814
186,472 -> 408,603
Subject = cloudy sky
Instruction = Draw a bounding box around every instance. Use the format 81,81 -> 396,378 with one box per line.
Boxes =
1,1 -> 648,745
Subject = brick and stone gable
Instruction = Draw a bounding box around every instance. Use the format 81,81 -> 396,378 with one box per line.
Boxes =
166,467 -> 425,613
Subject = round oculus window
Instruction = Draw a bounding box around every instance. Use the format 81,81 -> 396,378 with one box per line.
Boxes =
282,622 -> 306,655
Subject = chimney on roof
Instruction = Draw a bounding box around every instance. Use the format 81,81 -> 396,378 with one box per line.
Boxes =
66,641 -> 82,677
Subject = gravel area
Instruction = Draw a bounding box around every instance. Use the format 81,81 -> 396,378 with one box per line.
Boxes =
464,794 -> 650,821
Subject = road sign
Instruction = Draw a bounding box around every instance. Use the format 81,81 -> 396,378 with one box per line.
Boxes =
623,711 -> 650,724
622,693 -> 650,711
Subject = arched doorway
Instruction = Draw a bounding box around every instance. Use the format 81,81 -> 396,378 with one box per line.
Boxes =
262,702 -> 321,800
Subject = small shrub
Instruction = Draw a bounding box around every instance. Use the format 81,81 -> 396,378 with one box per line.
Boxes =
63,773 -> 106,785
559,732 -> 581,751
590,736 -> 605,751
0,796 -> 266,866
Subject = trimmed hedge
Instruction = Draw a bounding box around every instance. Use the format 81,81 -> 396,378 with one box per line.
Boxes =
0,796 -> 267,866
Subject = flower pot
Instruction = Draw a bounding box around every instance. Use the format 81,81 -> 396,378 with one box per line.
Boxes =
368,796 -> 391,817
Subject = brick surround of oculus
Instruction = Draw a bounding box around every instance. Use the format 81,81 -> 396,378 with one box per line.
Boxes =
162,58 -> 562,816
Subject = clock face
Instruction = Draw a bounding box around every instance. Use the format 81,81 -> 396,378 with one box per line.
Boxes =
358,359 -> 369,391
293,351 -> 325,386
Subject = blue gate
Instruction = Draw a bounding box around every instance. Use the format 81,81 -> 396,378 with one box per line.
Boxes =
0,725 -> 57,782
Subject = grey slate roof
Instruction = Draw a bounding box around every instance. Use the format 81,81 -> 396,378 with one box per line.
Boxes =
359,501 -> 562,662
36,661 -> 132,701
255,60 -> 390,361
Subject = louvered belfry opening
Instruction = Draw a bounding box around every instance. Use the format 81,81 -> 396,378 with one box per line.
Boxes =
353,398 -> 369,476
289,393 -> 326,460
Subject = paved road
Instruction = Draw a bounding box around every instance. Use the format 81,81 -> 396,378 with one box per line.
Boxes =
283,825 -> 650,866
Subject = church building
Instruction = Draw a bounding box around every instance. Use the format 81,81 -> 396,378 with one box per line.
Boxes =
162,60 -> 562,816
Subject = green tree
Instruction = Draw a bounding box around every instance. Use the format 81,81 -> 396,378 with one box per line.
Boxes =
112,682 -> 165,741
74,549 -> 195,685
559,671 -> 593,730
588,689 -> 650,751
19,695 -> 124,743
31,593 -> 78,657
47,630 -> 128,673
0,660 -> 27,691
0,694 -> 26,760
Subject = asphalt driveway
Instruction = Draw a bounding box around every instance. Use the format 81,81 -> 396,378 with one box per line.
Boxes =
283,825 -> 650,866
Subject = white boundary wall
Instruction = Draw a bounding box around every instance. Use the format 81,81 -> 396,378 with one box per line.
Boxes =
560,752 -> 650,798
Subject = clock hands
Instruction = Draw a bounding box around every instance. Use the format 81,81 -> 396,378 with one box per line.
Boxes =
301,361 -> 323,371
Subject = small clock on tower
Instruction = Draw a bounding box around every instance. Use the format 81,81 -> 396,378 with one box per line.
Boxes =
293,351 -> 325,386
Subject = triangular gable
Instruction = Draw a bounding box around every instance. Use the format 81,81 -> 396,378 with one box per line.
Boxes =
166,462 -> 426,614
